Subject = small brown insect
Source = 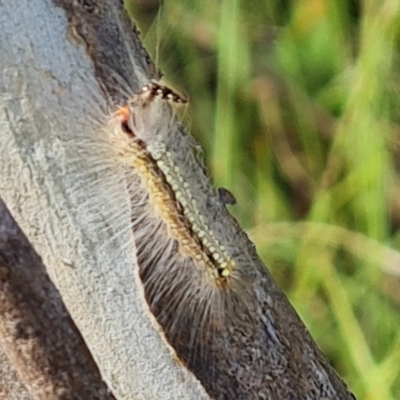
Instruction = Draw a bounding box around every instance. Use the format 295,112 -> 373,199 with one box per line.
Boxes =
218,187 -> 237,206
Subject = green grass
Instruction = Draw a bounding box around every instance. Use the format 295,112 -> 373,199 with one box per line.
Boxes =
129,1 -> 400,398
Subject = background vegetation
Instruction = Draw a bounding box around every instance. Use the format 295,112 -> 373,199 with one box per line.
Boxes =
129,1 -> 400,398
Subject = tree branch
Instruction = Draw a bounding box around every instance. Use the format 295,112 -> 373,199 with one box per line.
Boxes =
0,199 -> 115,399
0,0 -> 355,399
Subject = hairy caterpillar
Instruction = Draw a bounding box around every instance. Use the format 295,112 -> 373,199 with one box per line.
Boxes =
103,82 -> 255,390
106,83 -> 246,305
111,84 -> 235,287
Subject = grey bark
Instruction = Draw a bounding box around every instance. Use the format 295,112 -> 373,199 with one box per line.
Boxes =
0,0 -> 208,398
0,198 -> 116,399
0,0 -> 355,399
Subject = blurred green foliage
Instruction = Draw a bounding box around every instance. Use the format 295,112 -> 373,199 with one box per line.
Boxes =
128,1 -> 400,398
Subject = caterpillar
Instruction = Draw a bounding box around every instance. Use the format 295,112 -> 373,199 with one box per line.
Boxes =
103,81 -> 254,389
110,84 -> 235,288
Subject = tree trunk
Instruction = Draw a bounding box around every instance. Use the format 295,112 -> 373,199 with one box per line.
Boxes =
0,0 -> 355,399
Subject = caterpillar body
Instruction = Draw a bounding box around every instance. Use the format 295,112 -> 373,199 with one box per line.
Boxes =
111,84 -> 235,288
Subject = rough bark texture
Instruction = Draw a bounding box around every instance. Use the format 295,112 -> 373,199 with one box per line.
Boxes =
0,0 -> 355,399
0,199 -> 115,399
